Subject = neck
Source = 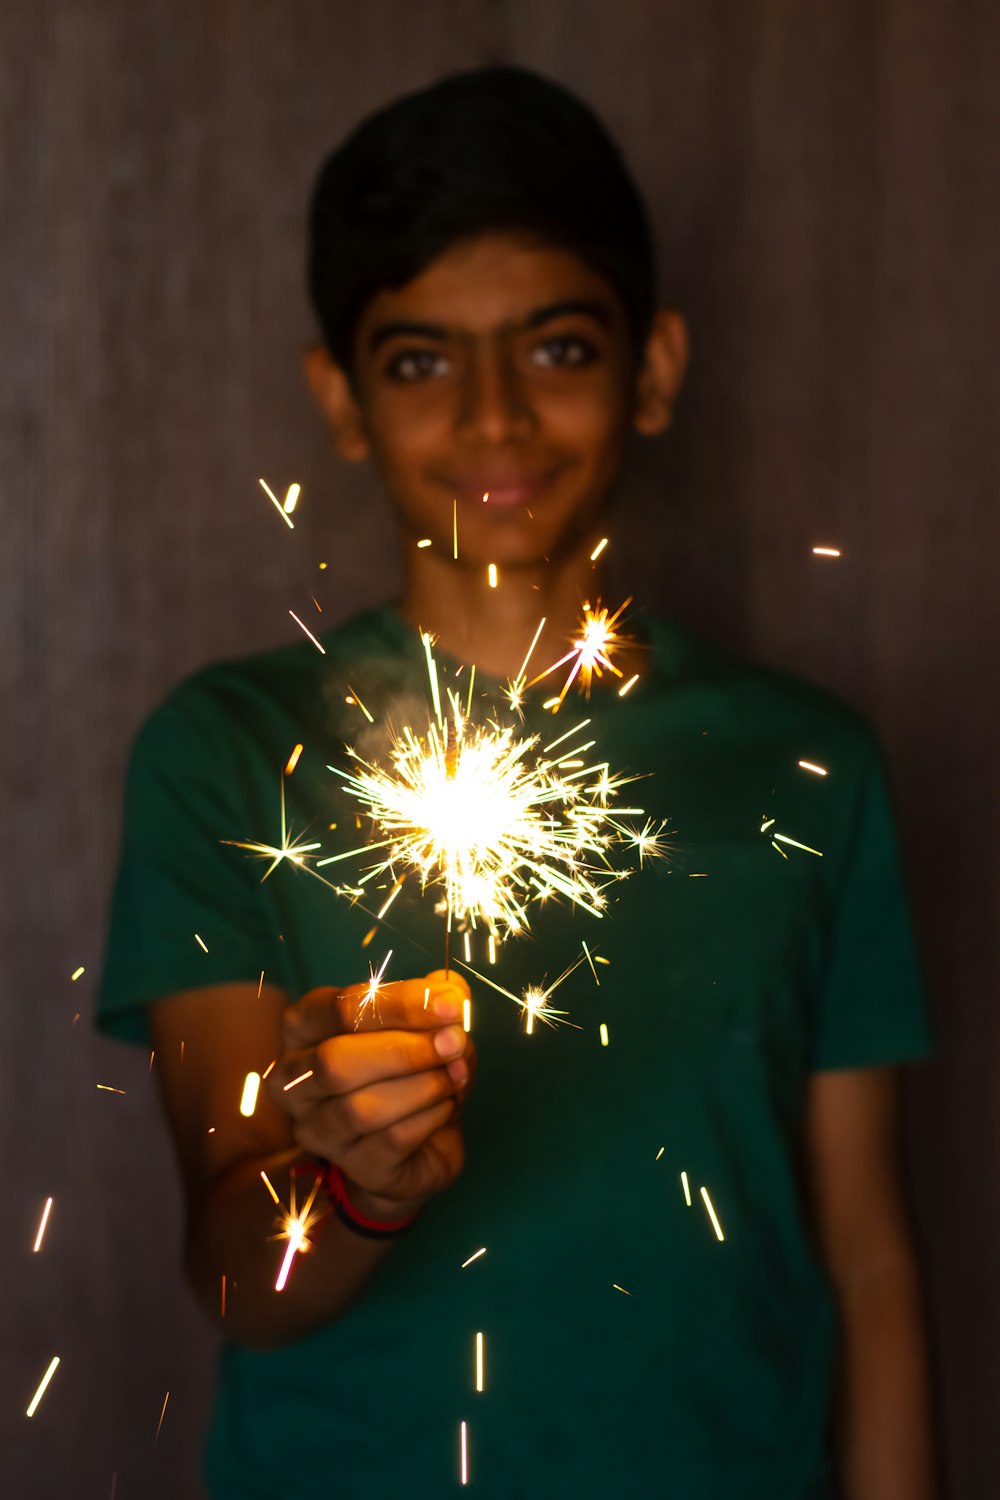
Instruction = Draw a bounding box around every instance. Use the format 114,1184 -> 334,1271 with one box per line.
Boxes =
398,539 -> 627,684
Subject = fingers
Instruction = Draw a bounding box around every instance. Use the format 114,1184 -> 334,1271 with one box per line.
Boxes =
343,1113 -> 467,1202
271,1023 -> 468,1108
282,970 -> 470,1049
299,1063 -> 462,1147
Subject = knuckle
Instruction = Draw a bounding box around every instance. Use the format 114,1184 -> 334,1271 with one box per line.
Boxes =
316,1037 -> 350,1092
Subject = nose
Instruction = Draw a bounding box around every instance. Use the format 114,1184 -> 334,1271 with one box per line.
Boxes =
455,346 -> 535,444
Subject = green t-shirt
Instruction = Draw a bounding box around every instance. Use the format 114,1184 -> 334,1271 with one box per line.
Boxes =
96,605 -> 928,1499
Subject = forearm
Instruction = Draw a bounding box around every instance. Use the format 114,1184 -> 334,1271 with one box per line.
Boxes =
836,1253 -> 936,1500
184,1148 -> 406,1348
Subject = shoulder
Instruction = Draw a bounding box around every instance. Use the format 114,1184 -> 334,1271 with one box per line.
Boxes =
644,613 -> 881,772
131,605 -> 402,764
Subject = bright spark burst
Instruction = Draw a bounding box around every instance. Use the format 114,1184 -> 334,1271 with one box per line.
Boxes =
223,776 -> 321,881
270,1170 -> 327,1292
320,636 -> 656,946
358,950 -> 392,1022
529,598 -> 632,709
458,953 -> 586,1033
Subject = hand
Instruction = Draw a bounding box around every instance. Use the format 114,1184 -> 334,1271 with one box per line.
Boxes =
269,970 -> 474,1219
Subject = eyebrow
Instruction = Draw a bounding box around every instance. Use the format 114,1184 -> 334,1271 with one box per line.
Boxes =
366,299 -> 613,354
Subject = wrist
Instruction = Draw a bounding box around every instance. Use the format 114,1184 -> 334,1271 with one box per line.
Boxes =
317,1162 -> 424,1238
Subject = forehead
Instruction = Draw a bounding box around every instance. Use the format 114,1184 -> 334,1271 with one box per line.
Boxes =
356,233 -> 627,341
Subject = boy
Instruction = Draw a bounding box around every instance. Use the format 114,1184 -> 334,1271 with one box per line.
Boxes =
97,67 -> 935,1497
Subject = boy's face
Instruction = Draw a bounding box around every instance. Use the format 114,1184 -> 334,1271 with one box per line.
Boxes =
308,233 -> 685,570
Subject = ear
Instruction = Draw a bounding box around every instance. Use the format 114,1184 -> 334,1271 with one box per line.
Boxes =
302,345 -> 370,461
632,310 -> 689,437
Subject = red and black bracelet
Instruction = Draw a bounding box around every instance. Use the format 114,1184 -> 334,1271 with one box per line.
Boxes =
319,1161 -> 421,1241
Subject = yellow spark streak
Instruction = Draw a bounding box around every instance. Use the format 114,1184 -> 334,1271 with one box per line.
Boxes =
261,1058 -> 276,1080
461,1247 -> 487,1268
463,930 -> 471,963
154,1391 -> 170,1443
239,1072 -> 261,1117
582,940 -> 599,985
220,1274 -> 226,1317
773,832 -> 823,857
361,925 -> 377,947
514,616 -> 547,686
289,610 -> 326,654
376,878 -> 404,919
463,997 -> 472,1033
70,966 -> 85,981
260,1171 -> 280,1206
346,685 -> 375,723
33,1198 -> 53,1252
96,1084 -> 126,1095
285,743 -> 304,775
529,597 -> 631,708
26,1356 -> 60,1417
487,563 -> 498,589
542,696 -> 561,710
655,1147 -> 665,1161
257,970 -> 265,999
259,477 -> 295,529
487,934 -> 496,965
599,1023 -> 609,1046
453,499 -> 458,560
798,760 -> 828,776
590,536 -> 609,561
460,1421 -> 469,1486
417,538 -> 432,548
618,673 -> 639,698
283,1069 -> 313,1092
681,1171 -> 692,1206
612,1283 -> 632,1295
421,631 -> 442,723
194,933 -> 208,953
812,545 -> 841,557
700,1186 -> 725,1241
282,482 -> 300,515
475,1332 -> 484,1392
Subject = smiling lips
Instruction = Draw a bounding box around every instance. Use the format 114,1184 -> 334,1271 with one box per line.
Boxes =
446,467 -> 561,508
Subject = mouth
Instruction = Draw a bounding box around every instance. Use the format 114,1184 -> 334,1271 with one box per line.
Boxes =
442,465 -> 564,509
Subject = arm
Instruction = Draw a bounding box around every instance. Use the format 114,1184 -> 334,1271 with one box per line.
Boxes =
149,971 -> 472,1349
804,1066 -> 936,1500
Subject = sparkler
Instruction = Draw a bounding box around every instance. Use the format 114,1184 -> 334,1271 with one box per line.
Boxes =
321,634 -> 657,954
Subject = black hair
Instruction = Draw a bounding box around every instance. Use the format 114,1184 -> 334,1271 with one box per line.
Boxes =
308,66 -> 657,379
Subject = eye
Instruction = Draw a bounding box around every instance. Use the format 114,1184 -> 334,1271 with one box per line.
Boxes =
384,349 -> 451,383
531,335 -> 598,369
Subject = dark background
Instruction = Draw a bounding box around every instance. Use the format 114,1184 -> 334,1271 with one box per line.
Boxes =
2,2 -> 996,1495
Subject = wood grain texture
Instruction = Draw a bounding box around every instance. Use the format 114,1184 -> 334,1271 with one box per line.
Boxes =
2,3 -> 995,1494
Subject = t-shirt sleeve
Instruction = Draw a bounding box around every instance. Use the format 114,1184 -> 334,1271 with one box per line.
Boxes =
809,740 -> 931,1070
95,686 -> 286,1046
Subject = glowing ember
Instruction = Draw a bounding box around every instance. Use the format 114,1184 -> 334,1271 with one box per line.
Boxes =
239,1072 -> 261,1117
